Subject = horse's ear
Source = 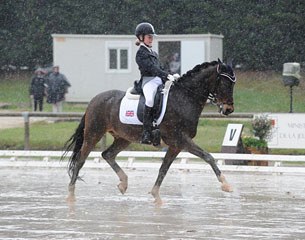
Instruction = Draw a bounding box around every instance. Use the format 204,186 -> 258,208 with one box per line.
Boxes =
227,58 -> 233,68
218,58 -> 222,64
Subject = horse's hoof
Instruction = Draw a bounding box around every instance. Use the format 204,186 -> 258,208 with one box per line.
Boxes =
154,198 -> 163,206
221,183 -> 233,192
149,188 -> 163,205
117,182 -> 127,194
66,194 -> 76,203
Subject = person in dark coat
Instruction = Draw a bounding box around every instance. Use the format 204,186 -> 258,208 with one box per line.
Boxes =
135,22 -> 177,144
29,68 -> 47,111
46,65 -> 71,112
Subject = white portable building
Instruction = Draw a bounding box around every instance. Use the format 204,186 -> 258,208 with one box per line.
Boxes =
52,34 -> 223,102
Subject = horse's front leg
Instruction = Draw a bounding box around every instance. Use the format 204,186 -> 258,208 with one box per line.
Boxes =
102,138 -> 131,194
184,138 -> 233,192
150,147 -> 180,205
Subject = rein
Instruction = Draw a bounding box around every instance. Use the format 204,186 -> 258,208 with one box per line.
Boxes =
174,79 -> 210,101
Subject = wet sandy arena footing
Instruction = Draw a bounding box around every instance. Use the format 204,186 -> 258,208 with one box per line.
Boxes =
0,166 -> 305,239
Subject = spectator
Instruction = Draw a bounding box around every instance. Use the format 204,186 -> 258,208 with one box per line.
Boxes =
29,68 -> 47,111
169,52 -> 181,74
46,65 -> 71,112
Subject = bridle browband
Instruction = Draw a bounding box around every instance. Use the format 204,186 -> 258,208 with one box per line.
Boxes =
216,64 -> 236,83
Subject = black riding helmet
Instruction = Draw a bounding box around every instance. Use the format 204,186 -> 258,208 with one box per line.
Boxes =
135,22 -> 156,41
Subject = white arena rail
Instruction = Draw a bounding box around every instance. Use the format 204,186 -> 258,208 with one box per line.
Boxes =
0,150 -> 305,173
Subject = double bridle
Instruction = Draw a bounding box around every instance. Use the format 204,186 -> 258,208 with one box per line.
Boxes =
208,64 -> 236,105
176,64 -> 236,105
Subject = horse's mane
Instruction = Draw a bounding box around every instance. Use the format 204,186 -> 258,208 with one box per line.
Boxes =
179,61 -> 218,81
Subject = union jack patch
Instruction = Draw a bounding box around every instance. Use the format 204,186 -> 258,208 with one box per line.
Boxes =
125,110 -> 134,117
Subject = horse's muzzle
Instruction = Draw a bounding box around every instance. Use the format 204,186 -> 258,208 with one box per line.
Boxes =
218,103 -> 234,115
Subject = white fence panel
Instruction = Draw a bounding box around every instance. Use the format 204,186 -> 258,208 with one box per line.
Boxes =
1,150 -> 305,173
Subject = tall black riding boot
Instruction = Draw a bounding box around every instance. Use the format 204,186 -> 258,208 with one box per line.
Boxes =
141,105 -> 153,144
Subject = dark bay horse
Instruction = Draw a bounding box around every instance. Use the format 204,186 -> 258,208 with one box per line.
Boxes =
63,59 -> 236,204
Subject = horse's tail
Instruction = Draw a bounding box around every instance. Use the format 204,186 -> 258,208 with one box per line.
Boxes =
61,114 -> 86,178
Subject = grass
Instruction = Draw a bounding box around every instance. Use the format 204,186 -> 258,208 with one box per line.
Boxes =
1,70 -> 305,113
0,118 -> 242,152
0,72 -> 87,112
0,70 -> 305,154
235,71 -> 305,113
1,118 -> 304,155
0,121 -> 77,150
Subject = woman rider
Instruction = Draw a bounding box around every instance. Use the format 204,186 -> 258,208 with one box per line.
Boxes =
135,22 -> 175,144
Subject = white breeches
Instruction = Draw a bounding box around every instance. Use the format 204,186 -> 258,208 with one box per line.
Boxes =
142,77 -> 163,107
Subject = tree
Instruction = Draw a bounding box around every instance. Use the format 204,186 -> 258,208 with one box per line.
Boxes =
0,0 -> 304,71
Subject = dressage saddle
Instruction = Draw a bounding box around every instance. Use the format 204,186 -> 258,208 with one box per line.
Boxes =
130,80 -> 164,146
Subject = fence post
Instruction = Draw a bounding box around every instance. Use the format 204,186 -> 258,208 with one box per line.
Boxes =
22,112 -> 30,150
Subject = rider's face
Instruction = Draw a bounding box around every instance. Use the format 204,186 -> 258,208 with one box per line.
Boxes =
53,67 -> 59,73
143,34 -> 154,48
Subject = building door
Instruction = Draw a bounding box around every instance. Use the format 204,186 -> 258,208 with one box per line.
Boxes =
158,41 -> 181,74
181,40 -> 205,74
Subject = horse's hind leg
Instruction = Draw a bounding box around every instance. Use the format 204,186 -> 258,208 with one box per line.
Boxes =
68,135 -> 101,202
102,137 -> 131,194
150,147 -> 180,205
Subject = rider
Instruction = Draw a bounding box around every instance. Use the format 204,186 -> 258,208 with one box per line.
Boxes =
135,22 -> 175,144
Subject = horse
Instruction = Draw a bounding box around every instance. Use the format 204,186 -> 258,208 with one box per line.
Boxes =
63,59 -> 236,205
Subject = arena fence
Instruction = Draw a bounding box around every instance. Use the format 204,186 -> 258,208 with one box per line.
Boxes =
1,150 -> 305,174
1,112 -> 305,173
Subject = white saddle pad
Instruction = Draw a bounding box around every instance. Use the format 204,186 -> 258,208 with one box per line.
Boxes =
119,81 -> 173,125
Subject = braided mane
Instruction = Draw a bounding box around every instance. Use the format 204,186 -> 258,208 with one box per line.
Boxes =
179,61 -> 218,81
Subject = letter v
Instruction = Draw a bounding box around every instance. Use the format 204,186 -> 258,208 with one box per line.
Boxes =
230,129 -> 237,141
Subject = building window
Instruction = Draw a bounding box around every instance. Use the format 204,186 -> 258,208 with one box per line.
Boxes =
120,49 -> 128,69
109,49 -> 118,69
109,48 -> 128,70
106,42 -> 131,72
